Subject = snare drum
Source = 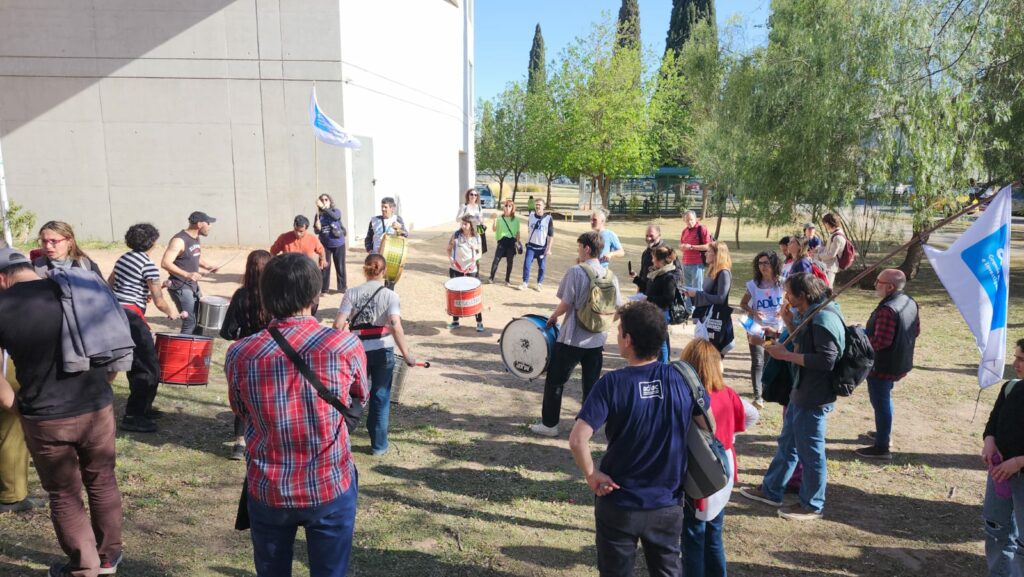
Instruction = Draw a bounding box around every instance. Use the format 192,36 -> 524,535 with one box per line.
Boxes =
379,234 -> 408,284
198,296 -> 230,332
445,276 -> 482,317
499,314 -> 558,380
155,333 -> 214,386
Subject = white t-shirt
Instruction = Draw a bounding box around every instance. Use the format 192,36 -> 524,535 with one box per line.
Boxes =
339,280 -> 400,351
745,279 -> 784,331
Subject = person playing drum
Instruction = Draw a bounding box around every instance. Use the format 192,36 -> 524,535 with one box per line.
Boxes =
334,254 -> 415,456
364,197 -> 408,255
447,215 -> 484,332
161,211 -> 220,335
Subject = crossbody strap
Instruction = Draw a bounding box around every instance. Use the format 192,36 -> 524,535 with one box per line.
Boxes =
347,286 -> 386,325
268,327 -> 347,414
670,360 -> 716,434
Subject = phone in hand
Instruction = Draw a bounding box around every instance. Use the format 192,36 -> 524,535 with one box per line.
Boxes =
628,260 -> 633,275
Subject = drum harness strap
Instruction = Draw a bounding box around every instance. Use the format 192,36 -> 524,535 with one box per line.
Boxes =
348,286 -> 389,341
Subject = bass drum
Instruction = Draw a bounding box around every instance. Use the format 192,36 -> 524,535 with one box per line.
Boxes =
499,314 -> 558,380
379,234 -> 408,284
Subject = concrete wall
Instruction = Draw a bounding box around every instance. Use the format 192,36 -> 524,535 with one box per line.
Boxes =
0,0 -> 473,245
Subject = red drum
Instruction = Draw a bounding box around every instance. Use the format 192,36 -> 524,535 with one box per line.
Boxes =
155,333 -> 214,386
445,277 -> 482,317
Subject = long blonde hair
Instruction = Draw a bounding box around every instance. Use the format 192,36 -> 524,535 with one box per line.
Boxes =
706,240 -> 732,279
680,339 -> 725,392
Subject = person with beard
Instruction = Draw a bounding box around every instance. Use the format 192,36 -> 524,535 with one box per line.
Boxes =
630,225 -> 681,296
161,211 -> 220,334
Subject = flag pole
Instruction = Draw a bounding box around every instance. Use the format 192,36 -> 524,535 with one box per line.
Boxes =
313,82 -> 319,197
779,192 -> 1002,346
0,139 -> 12,247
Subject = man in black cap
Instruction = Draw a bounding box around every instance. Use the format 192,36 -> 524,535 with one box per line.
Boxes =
161,211 -> 220,334
0,248 -> 125,576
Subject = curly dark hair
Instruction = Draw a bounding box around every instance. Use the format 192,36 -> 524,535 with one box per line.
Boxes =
124,223 -> 160,252
752,250 -> 781,284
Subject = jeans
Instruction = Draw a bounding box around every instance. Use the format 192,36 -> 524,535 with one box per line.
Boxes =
683,502 -> 727,577
489,237 -> 517,283
749,343 -> 765,401
867,377 -> 894,449
168,283 -> 202,335
21,406 -> 123,575
682,264 -> 704,314
248,474 -> 358,577
594,498 -> 684,577
522,244 -> 548,284
123,308 -> 161,417
762,402 -> 834,513
658,309 -> 671,364
984,473 -> 1024,577
541,343 -> 603,428
322,244 -> 347,293
365,348 -> 396,454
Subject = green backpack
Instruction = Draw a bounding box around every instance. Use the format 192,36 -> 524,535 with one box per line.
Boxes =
576,264 -> 618,333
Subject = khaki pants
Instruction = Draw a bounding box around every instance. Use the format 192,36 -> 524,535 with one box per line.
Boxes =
0,358 -> 28,504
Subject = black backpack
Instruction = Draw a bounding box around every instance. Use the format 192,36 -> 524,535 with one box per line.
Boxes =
830,324 -> 874,396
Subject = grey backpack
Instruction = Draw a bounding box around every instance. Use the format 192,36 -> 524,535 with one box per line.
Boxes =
670,361 -> 731,500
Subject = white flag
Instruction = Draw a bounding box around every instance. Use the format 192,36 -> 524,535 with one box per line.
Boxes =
309,87 -> 361,149
923,185 -> 1012,388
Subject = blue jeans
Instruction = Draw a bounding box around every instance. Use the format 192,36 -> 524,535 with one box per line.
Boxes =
984,473 -> 1024,577
658,309 -> 671,363
248,476 -> 358,577
762,403 -> 834,513
168,283 -> 202,334
867,377 -> 894,449
683,503 -> 727,577
365,348 -> 396,455
682,264 -> 704,314
522,245 -> 547,284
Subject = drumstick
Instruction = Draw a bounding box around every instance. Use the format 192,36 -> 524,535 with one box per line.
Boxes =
211,252 -> 242,271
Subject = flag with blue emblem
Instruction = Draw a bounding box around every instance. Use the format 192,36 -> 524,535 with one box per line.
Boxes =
309,87 -> 361,149
924,185 -> 1012,388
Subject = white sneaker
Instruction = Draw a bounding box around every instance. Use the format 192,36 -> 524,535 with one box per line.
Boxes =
532,283 -> 543,292
517,282 -> 528,291
529,422 -> 559,437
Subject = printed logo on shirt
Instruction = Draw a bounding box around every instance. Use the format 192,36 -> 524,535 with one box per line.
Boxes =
189,245 -> 201,258
756,292 -> 782,310
639,380 -> 663,399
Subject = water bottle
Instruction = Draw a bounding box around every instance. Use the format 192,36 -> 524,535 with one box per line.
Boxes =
738,314 -> 764,338
991,452 -> 1013,499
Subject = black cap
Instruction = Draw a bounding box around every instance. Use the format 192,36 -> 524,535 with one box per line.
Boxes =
188,211 -> 216,225
0,248 -> 31,272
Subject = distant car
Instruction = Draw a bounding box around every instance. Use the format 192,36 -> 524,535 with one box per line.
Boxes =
1012,184 -> 1024,216
475,184 -> 496,209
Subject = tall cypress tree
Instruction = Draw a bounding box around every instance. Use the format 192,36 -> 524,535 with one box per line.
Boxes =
527,24 -> 546,93
616,0 -> 641,50
664,0 -> 715,56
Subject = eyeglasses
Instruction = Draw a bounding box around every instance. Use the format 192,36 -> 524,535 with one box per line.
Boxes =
757,260 -> 771,266
40,238 -> 67,246
468,193 -> 479,197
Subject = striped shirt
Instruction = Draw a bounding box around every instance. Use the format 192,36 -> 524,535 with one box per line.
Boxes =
111,251 -> 161,309
226,316 -> 369,508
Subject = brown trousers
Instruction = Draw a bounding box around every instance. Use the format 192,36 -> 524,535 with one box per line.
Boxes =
21,405 -> 123,577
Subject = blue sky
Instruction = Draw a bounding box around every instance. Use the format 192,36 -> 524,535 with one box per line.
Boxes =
474,0 -> 771,103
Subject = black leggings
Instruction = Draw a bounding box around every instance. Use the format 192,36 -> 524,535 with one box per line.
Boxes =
448,268 -> 483,322
489,237 -> 517,283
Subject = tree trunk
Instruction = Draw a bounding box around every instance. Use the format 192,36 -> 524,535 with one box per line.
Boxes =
545,177 -> 553,206
766,222 -> 773,238
700,185 -> 710,218
734,214 -> 741,249
497,177 -> 507,202
598,174 -> 610,211
713,194 -> 725,239
512,172 -> 522,202
897,228 -> 929,280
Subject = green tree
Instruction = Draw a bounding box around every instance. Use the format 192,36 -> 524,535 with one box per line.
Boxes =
474,99 -> 511,200
527,24 -> 546,93
616,0 -> 640,51
493,82 -> 531,201
664,0 -> 715,56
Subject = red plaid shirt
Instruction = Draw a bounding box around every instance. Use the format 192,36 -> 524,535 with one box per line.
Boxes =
868,305 -> 920,381
226,316 -> 368,508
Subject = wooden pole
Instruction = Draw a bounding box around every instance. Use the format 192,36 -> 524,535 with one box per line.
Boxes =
779,193 -> 1001,346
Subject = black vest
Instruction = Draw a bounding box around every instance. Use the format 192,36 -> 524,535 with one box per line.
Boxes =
866,292 -> 918,376
171,230 -> 201,280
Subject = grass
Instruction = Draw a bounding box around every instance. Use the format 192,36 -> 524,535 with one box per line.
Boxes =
0,213 -> 1016,576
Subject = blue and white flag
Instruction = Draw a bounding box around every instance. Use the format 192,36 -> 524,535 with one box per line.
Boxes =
309,87 -> 360,149
924,185 -> 1012,389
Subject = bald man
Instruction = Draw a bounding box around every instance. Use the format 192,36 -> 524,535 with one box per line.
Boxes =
856,269 -> 920,460
590,211 -> 624,268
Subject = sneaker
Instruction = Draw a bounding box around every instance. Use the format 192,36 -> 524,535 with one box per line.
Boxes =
371,447 -> 389,456
753,398 -> 765,409
517,282 -> 528,290
476,322 -> 485,333
230,443 -> 246,461
98,551 -> 123,575
0,496 -> 46,513
529,422 -> 560,437
504,281 -> 511,287
486,277 -> 494,284
446,321 -> 460,329
777,502 -> 823,521
866,430 -> 876,440
120,415 -> 157,433
854,445 -> 892,460
49,562 -> 72,577
739,486 -> 783,507
532,283 -> 542,292
145,407 -> 165,419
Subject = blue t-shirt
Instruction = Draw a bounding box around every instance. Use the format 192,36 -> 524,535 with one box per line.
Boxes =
599,229 -> 622,267
807,236 -> 822,251
576,362 -> 708,510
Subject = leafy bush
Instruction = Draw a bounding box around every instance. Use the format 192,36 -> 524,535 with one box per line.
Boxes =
3,201 -> 36,245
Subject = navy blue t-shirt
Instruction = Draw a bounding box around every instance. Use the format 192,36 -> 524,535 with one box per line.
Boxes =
577,362 -> 708,510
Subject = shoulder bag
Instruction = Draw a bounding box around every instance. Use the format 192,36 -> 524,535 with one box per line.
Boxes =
670,361 -> 731,499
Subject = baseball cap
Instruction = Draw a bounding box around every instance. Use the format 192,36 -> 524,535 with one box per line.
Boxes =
0,248 -> 31,272
188,211 -> 217,225
803,222 -> 816,230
